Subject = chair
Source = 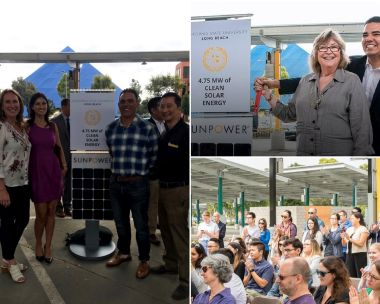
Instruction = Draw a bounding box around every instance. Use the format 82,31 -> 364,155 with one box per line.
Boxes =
350,277 -> 361,290
250,295 -> 282,304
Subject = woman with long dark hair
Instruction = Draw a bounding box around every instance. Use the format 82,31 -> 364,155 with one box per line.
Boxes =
302,217 -> 323,247
258,218 -> 270,260
314,256 -> 351,304
191,242 -> 208,296
28,92 -> 67,264
342,212 -> 369,278
227,242 -> 246,281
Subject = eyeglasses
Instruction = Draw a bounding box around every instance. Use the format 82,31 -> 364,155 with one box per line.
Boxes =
318,45 -> 340,52
330,217 -> 337,220
201,266 -> 211,273
207,245 -> 218,248
316,270 -> 331,277
281,215 -> 288,218
283,248 -> 296,253
308,212 -> 314,214
368,272 -> 380,281
259,222 -> 264,224
246,216 -> 253,219
277,274 -> 298,281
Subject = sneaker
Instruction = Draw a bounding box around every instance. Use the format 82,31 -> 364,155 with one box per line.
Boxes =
64,209 -> 72,217
55,210 -> 65,218
171,284 -> 188,300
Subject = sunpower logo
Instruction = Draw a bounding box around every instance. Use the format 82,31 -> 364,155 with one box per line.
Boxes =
192,124 -> 248,134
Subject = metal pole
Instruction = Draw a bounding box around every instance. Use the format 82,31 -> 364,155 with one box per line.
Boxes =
352,184 -> 357,207
234,198 -> 239,225
217,172 -> 223,214
65,72 -> 68,98
305,186 -> 310,206
269,158 -> 277,227
196,199 -> 200,224
333,193 -> 338,206
279,195 -> 284,206
240,192 -> 245,227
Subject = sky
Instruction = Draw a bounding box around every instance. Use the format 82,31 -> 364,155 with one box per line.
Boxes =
192,0 -> 380,55
0,0 -> 190,98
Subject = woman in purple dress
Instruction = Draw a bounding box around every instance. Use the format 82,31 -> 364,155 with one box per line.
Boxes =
28,93 -> 67,264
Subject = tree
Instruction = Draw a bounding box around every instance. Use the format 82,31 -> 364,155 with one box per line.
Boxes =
289,162 -> 302,167
130,79 -> 143,98
11,77 -> 37,114
319,158 -> 338,164
145,74 -> 183,97
181,93 -> 189,117
280,66 -> 289,79
57,73 -> 70,99
91,74 -> 116,90
359,163 -> 368,171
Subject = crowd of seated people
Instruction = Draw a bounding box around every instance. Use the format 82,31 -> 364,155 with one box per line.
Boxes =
191,207 -> 380,304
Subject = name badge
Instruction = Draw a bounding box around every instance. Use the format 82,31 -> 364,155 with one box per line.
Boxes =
168,142 -> 179,148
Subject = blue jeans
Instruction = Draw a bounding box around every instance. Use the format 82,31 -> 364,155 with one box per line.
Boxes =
109,176 -> 150,261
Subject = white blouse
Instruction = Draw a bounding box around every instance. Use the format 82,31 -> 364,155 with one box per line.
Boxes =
0,122 -> 31,187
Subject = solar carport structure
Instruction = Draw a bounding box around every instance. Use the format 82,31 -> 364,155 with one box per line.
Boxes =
191,158 -> 369,224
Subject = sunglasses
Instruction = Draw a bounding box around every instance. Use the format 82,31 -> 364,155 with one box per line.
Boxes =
277,274 -> 298,281
308,212 -> 314,214
316,270 -> 331,277
201,266 -> 211,273
259,222 -> 264,224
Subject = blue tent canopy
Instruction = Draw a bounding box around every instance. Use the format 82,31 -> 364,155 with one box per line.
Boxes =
250,44 -> 310,109
25,46 -> 122,115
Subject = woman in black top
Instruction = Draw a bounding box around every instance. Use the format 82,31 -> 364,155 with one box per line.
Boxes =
314,256 -> 350,304
227,241 -> 246,281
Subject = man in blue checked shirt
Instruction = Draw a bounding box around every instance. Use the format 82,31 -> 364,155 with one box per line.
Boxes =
105,88 -> 158,280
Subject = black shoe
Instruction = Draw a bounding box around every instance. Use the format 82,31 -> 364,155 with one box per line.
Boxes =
149,234 -> 161,246
64,209 -> 72,217
150,265 -> 178,275
55,210 -> 65,218
36,256 -> 45,262
45,257 -> 53,264
171,284 -> 188,300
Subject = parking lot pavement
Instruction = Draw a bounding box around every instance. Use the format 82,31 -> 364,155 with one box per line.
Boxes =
0,205 -> 188,304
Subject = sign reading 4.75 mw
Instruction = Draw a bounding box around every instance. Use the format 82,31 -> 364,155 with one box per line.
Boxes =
191,19 -> 251,113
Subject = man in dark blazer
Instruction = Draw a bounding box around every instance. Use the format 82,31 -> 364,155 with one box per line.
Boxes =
52,98 -> 71,217
254,16 -> 380,154
146,97 -> 165,245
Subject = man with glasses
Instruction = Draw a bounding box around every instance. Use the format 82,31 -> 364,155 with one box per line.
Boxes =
277,257 -> 315,304
244,241 -> 274,299
267,238 -> 303,297
304,207 -> 325,231
338,210 -> 352,261
241,212 -> 260,243
207,238 -> 220,254
255,16 -> 380,155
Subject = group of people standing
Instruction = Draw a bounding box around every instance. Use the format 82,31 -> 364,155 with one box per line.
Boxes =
0,90 -> 67,283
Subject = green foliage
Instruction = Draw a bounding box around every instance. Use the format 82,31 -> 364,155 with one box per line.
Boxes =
310,197 -> 332,206
280,66 -> 289,79
137,99 -> 149,116
289,162 -> 302,167
145,74 -> 183,97
181,93 -> 189,116
57,73 -> 69,99
11,77 -> 37,115
319,158 -> 338,164
91,74 -> 116,90
359,163 -> 368,171
130,79 -> 143,98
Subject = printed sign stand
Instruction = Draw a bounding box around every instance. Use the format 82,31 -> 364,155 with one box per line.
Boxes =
68,90 -> 116,260
191,18 -> 253,155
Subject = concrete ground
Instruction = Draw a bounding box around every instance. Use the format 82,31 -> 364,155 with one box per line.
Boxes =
0,205 -> 188,304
